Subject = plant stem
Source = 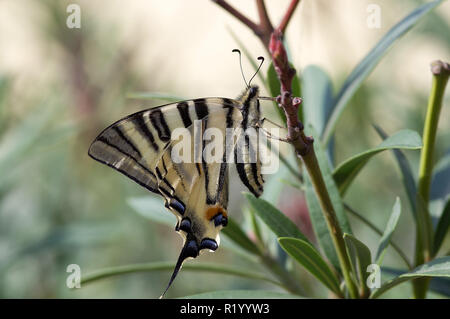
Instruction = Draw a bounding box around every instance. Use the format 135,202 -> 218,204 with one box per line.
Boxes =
278,0 -> 301,33
413,60 -> 450,298
302,149 -> 359,298
214,0 -> 358,298
81,261 -> 284,289
269,29 -> 358,299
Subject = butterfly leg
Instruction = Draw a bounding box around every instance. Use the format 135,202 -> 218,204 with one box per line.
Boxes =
258,118 -> 291,143
258,96 -> 277,102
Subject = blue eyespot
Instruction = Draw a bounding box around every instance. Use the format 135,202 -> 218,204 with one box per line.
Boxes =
184,239 -> 199,258
200,238 -> 218,251
169,198 -> 185,215
179,218 -> 191,233
213,214 -> 228,227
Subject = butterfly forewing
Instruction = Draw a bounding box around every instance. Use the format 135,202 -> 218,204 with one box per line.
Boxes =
88,98 -> 240,193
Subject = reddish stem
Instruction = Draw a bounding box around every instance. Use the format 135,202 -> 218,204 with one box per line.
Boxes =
279,0 -> 300,34
213,0 -> 309,153
212,0 -> 259,32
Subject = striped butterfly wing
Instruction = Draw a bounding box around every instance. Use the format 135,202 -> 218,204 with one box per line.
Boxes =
89,98 -> 241,297
153,101 -> 236,218
88,86 -> 266,296
88,98 -> 240,198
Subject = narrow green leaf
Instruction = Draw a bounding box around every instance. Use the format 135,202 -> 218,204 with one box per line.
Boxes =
371,256 -> 450,298
345,203 -> 412,270
344,233 -> 372,295
247,205 -> 264,245
81,262 -> 282,288
301,65 -> 333,136
304,126 -> 351,269
222,217 -> 261,256
267,62 -> 301,98
244,193 -> 310,244
128,196 -> 175,227
430,151 -> 450,201
375,198 -> 402,266
374,125 -> 417,218
333,130 -> 422,195
278,237 -> 342,296
433,199 -> 450,255
322,0 -> 444,145
180,290 -> 303,299
383,266 -> 450,298
126,92 -> 186,102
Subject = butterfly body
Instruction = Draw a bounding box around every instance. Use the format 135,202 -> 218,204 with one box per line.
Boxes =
88,85 -> 264,295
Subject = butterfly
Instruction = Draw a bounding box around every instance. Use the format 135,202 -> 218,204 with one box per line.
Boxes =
88,52 -> 273,297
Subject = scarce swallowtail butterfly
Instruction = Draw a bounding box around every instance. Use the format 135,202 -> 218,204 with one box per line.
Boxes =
88,53 -> 273,297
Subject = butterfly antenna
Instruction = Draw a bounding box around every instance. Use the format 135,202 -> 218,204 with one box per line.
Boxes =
232,49 -> 249,88
248,56 -> 264,86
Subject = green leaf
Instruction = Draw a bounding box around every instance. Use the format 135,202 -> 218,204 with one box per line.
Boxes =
222,217 -> 261,256
267,62 -> 301,98
430,150 -> 450,201
301,65 -> 333,136
180,290 -> 303,299
382,266 -> 450,298
344,233 -> 372,294
371,256 -> 450,298
333,129 -> 422,195
278,237 -> 342,296
126,92 -> 186,102
375,197 -> 402,266
127,196 -> 176,227
244,193 -> 310,243
304,126 -> 351,269
322,0 -> 444,145
374,125 -> 417,218
433,199 -> 450,255
345,203 -> 412,270
81,262 -> 282,288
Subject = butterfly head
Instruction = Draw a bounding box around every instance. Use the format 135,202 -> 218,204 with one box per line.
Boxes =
238,85 -> 261,127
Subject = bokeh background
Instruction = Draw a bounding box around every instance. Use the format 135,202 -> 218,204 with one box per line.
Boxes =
0,0 -> 449,298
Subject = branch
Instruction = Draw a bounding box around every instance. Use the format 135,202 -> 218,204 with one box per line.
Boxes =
212,0 -> 259,32
278,0 -> 301,33
213,0 -> 359,299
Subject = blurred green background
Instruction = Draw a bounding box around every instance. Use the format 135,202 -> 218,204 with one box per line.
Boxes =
0,0 -> 449,298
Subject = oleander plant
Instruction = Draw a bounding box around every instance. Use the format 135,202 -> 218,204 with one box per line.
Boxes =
0,0 -> 448,299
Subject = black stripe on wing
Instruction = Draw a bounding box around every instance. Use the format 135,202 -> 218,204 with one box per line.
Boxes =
194,99 -> 209,120
88,138 -> 160,195
150,109 -> 171,142
177,102 -> 192,128
131,115 -> 159,152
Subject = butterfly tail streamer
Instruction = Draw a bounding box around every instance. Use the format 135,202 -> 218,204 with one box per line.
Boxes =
159,238 -> 199,298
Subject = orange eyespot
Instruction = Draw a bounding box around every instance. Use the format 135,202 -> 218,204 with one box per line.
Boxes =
205,205 -> 228,221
